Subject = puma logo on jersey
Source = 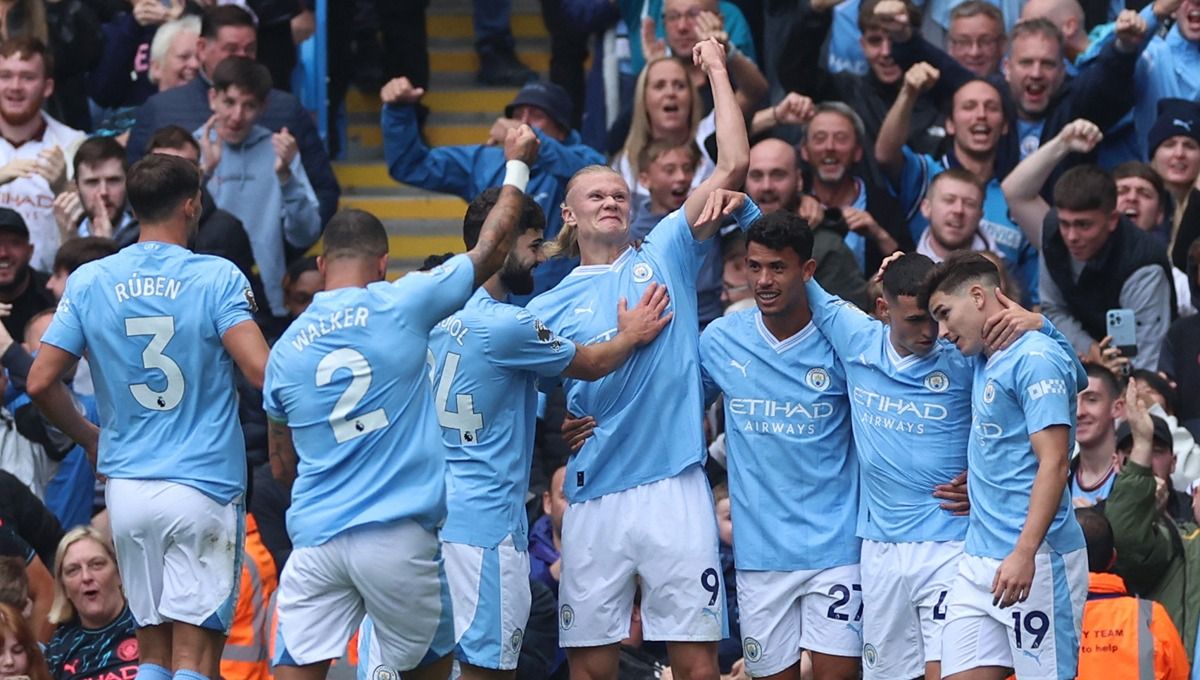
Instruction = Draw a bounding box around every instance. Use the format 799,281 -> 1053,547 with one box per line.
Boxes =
730,358 -> 752,377
574,303 -> 594,315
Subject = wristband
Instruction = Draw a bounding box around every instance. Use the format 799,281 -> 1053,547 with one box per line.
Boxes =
503,160 -> 530,192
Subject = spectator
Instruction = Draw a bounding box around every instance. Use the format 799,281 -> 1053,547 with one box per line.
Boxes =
1115,162 -> 1172,243
743,137 -> 870,309
45,238 -> 117,304
0,547 -> 55,644
1020,0 -> 1092,63
878,6 -> 1143,182
1127,368 -> 1200,492
1148,100 -> 1200,258
612,56 -> 711,213
127,5 -> 340,226
198,57 -> 320,321
381,77 -> 605,297
719,231 -> 753,310
944,0 -> 1007,78
877,67 -> 1041,306
0,210 -> 54,342
148,15 -> 201,92
281,256 -> 322,320
1070,363 -> 1122,506
218,514 -> 277,680
1107,378 -> 1200,664
913,169 -> 995,261
1004,128 -> 1175,370
144,124 -> 264,310
88,1 -> 188,137
1074,507 -> 1190,679
778,0 -> 947,158
0,470 -> 62,569
656,0 -> 767,116
51,138 -> 136,249
1160,238 -> 1200,440
0,38 -> 84,273
45,528 -> 136,680
529,465 -> 565,595
797,102 -> 907,274
0,601 -> 50,680
1116,413 -> 1194,524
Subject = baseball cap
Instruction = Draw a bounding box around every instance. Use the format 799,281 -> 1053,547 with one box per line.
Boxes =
1115,415 -> 1173,451
1148,98 -> 1200,158
504,81 -> 573,134
0,208 -> 29,239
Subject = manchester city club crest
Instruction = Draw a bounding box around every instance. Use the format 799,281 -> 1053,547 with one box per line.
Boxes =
863,643 -> 878,668
632,262 -> 654,283
510,628 -> 525,651
560,604 -> 575,630
372,665 -> 398,680
983,381 -> 997,404
742,637 -> 763,662
805,367 -> 830,391
924,370 -> 949,393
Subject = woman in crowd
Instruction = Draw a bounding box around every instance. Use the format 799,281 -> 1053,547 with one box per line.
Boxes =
0,601 -> 51,680
44,528 -> 136,680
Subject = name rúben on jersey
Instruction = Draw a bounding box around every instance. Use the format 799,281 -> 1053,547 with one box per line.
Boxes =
114,275 -> 183,303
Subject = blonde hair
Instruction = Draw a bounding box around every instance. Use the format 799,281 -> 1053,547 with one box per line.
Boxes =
617,56 -> 702,179
0,602 -> 50,680
49,527 -> 120,625
544,165 -> 626,259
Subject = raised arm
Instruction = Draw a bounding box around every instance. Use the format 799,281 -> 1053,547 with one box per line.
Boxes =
876,62 -> 939,184
749,93 -> 815,137
874,0 -> 971,104
467,126 -> 541,287
381,78 -> 477,199
683,38 -> 750,239
693,10 -> 768,116
1000,119 -> 1102,248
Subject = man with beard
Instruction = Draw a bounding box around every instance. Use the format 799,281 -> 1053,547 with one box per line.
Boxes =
915,169 -> 998,263
420,187 -> 672,680
0,37 -> 84,273
52,137 -> 138,247
0,209 -> 53,343
744,137 -> 870,309
798,103 -> 908,275
877,64 -> 1040,306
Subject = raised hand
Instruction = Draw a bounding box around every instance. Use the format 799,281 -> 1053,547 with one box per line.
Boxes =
692,37 -> 727,74
1056,118 -> 1103,154
380,77 -> 425,105
86,191 -> 113,239
902,62 -> 940,96
0,158 -> 38,186
981,288 -> 1042,351
1114,9 -> 1148,50
773,92 -> 816,126
617,282 -> 674,345
797,194 -> 826,225
486,117 -> 521,146
52,190 -> 85,241
695,188 -> 746,229
873,0 -> 913,42
35,146 -> 67,194
871,250 -> 906,283
273,126 -> 299,181
199,114 -> 222,176
694,11 -> 731,51
133,0 -> 184,26
641,16 -> 667,61
504,124 -> 540,165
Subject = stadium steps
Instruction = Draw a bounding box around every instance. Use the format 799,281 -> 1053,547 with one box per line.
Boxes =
332,0 -> 550,277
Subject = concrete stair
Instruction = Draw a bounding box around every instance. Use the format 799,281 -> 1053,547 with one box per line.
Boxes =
332,0 -> 549,276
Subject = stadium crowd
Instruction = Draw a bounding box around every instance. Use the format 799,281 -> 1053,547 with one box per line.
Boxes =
0,1 -> 1198,680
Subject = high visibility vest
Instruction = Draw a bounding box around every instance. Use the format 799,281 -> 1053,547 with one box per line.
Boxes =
221,514 -> 279,680
1078,573 -> 1190,680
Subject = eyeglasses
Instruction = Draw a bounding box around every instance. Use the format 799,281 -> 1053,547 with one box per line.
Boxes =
664,8 -> 703,23
948,35 -> 1001,50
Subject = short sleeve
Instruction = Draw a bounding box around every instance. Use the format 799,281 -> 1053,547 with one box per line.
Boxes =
642,209 -> 702,283
40,274 -> 89,357
1015,348 -> 1075,436
895,147 -> 937,222
212,261 -> 256,337
262,351 -> 288,423
389,253 -> 477,331
697,325 -> 722,406
487,307 -> 578,377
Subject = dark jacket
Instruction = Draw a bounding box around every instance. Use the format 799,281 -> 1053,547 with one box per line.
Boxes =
0,469 -> 64,567
1159,314 -> 1200,441
528,514 -> 560,596
892,32 -> 1139,190
812,209 -> 871,311
777,8 -> 947,159
1042,213 -> 1177,343
2,268 -> 54,343
1172,187 -> 1200,272
45,0 -> 105,131
128,76 -> 340,225
88,12 -> 157,110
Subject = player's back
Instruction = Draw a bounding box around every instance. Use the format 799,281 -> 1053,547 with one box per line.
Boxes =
428,288 -> 576,550
264,254 -> 477,549
805,279 -> 970,543
527,210 -> 705,503
968,332 -> 1085,559
699,308 -> 859,572
44,242 -> 253,503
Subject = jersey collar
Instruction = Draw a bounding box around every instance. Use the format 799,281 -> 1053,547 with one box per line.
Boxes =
565,246 -> 635,278
754,310 -> 816,354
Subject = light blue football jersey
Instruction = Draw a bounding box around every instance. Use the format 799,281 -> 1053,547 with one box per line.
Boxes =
806,279 -> 971,544
428,287 -> 577,551
41,242 -> 254,503
526,209 -> 707,503
699,309 -> 859,572
967,332 -> 1086,559
892,147 -> 1040,305
263,254 -> 476,548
